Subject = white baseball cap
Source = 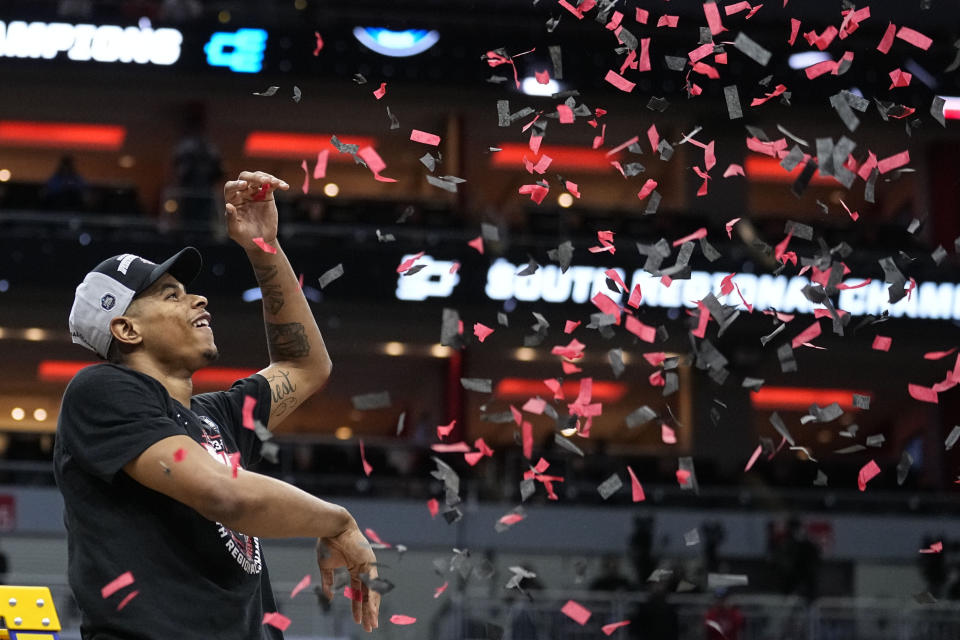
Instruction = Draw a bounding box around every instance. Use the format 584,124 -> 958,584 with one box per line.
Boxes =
68,247 -> 202,358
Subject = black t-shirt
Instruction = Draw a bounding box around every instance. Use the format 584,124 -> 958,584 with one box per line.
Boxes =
54,364 -> 281,640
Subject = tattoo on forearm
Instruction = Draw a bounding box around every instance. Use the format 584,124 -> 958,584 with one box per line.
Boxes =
267,322 -> 311,359
266,368 -> 298,416
253,263 -> 279,285
260,283 -> 285,315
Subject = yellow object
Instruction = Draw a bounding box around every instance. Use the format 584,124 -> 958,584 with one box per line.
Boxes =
0,586 -> 61,639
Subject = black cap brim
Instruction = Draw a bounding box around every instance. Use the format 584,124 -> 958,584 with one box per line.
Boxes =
139,247 -> 203,295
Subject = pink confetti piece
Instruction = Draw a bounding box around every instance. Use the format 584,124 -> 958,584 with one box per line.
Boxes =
397,251 -> 425,273
734,283 -> 753,313
557,104 -> 575,124
564,320 -> 581,334
229,451 -> 241,478
116,590 -> 139,611
719,273 -> 736,297
638,37 -> 651,72
359,439 -> 373,476
647,124 -> 660,152
791,320 -> 822,349
751,84 -> 788,106
300,159 -> 310,194
437,420 -> 456,439
925,348 -> 957,361
661,424 -> 677,444
725,217 -> 742,238
744,445 -> 763,472
410,129 -> 441,146
173,448 -> 186,462
373,82 -> 387,99
519,183 -> 549,204
603,620 -> 632,635
427,498 -> 439,519
475,438 -> 495,457
878,150 -> 910,174
364,528 -> 390,548
604,69 -> 636,92
242,395 -> 257,430
636,8 -> 649,24
658,14 -> 679,28
688,42 -> 715,63
522,421 -> 533,459
920,541 -> 944,554
788,18 -> 801,45
896,26 -> 932,50
498,512 -> 526,526
908,383 -> 938,404
313,32 -> 324,55
343,586 -> 363,602
627,284 -> 643,308
726,1 -> 752,15
561,600 -> 593,625
626,465 -> 645,501
464,451 -> 484,466
252,237 -> 276,254
357,146 -> 396,182
692,301 -> 711,339
871,335 -> 892,352
291,574 -> 312,598
857,459 -> 881,491
877,22 -> 897,53
676,469 -> 692,486
888,68 -> 912,89
637,179 -> 658,200
101,571 -> 135,599
313,149 -> 328,179
449,261 -> 460,275
535,69 -> 551,84
391,615 -> 417,625
558,0 -> 585,19
474,323 -> 494,343
604,269 -> 628,292
703,2 -> 726,35
625,315 -> 656,343
672,227 -> 707,247
434,581 -> 449,598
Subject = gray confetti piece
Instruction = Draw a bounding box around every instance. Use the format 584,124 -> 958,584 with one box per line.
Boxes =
664,55 -> 687,71
396,412 -> 406,436
769,412 -> 795,446
724,85 -> 743,120
259,440 -> 279,464
497,312 -> 509,327
897,451 -> 913,485
835,444 -> 866,455
678,457 -> 698,493
813,469 -> 828,486
785,220 -> 814,240
516,258 -> 540,277
375,229 -> 395,242
549,45 -> 563,79
554,433 -> 584,457
914,591 -> 937,604
742,377 -> 765,391
461,378 -> 493,393
645,191 -> 662,215
520,478 -> 536,502
945,426 -> 960,450
608,349 -> 625,378
353,73 -> 367,84
497,100 -> 511,127
780,145 -> 805,172
481,222 -> 500,243
597,473 -> 623,500
684,528 -> 700,546
292,85 -> 302,103
932,95 -> 947,127
732,32 -> 771,65
352,391 -> 391,410
852,394 -> 871,410
253,85 -> 279,96
441,308 -> 462,348
777,343 -> 797,372
760,323 -> 786,347
647,96 -> 670,112
700,236 -> 722,262
426,174 -> 460,192
547,240 -> 574,272
495,506 -> 526,533
420,153 -> 436,172
866,434 -> 885,448
626,405 -> 658,428
776,124 -> 808,147
386,105 -> 399,130
403,264 -> 428,276
791,158 -> 817,197
830,92 -> 860,131
708,573 -> 748,589
317,263 -> 344,289
932,245 -> 947,265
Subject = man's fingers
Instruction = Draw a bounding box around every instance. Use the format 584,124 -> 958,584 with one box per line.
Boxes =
351,576 -> 363,624
236,171 -> 289,191
321,568 -> 334,601
364,589 -> 381,631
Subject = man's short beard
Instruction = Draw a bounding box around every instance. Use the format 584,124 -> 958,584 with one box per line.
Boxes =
202,348 -> 220,363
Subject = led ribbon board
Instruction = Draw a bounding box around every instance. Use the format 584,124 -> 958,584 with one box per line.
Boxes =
204,28 -> 267,73
0,20 -> 182,65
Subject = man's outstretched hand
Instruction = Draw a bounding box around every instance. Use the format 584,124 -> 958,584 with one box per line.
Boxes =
317,526 -> 380,632
223,171 -> 290,251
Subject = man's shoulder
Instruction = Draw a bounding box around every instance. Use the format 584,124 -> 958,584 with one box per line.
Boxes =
65,363 -> 160,399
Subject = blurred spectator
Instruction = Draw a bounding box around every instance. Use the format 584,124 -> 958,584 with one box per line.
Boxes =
921,534 -> 948,598
0,541 -> 7,584
43,155 -> 88,211
167,103 -> 223,228
56,0 -> 93,18
701,520 -> 726,573
589,554 -> 633,592
769,516 -> 822,600
704,589 -> 744,640
628,516 -> 656,584
629,583 -> 678,640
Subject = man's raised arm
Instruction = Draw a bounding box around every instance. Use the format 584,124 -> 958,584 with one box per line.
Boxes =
223,171 -> 332,430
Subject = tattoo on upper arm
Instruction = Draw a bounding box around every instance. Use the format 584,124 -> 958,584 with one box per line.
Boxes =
260,283 -> 285,315
266,368 -> 298,417
253,263 -> 279,285
267,322 -> 311,359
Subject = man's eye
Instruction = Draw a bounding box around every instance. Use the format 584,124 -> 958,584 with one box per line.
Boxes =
167,293 -> 178,300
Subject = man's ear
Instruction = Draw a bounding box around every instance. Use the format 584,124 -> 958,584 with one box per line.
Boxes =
109,315 -> 143,348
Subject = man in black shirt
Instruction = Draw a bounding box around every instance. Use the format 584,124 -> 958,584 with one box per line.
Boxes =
56,171 -> 379,638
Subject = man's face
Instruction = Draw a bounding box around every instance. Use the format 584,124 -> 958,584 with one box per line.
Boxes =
125,273 -> 218,369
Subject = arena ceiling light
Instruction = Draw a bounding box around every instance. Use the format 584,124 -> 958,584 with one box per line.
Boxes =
352,27 -> 440,57
787,51 -> 832,69
521,76 -> 560,96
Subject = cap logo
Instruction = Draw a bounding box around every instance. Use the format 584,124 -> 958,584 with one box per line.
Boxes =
116,254 -> 139,275
100,293 -> 116,310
